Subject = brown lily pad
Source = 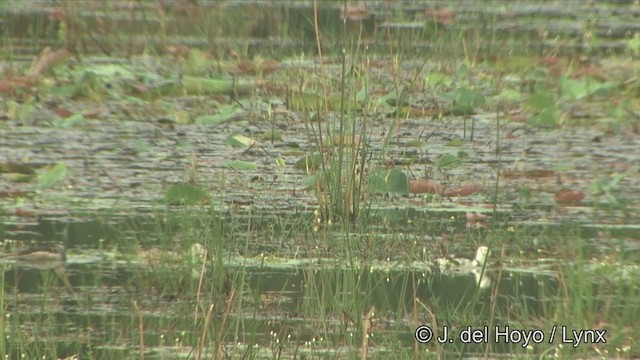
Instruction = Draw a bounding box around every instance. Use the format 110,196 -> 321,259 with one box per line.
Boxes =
409,180 -> 443,194
554,189 -> 585,205
444,182 -> 480,197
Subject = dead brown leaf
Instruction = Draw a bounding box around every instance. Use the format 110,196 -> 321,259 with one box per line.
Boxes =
341,3 -> 369,21
444,182 -> 480,197
53,107 -> 74,118
0,79 -> 30,94
425,7 -> 457,25
409,180 -> 443,194
29,47 -> 72,76
554,188 -> 585,205
15,207 -> 37,218
83,109 -> 103,119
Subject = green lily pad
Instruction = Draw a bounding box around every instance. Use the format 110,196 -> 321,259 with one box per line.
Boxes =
37,163 -> 67,190
449,87 -> 486,115
182,76 -> 253,96
528,108 -> 558,127
294,154 -> 324,172
288,93 -> 343,112
164,183 -> 209,205
51,113 -> 85,129
436,154 -> 462,169
225,160 -> 258,171
226,134 -> 256,148
368,169 -> 409,196
195,105 -> 242,125
560,76 -> 613,100
262,129 -> 283,141
0,162 -> 35,175
445,139 -> 464,147
405,139 -> 427,148
183,49 -> 213,77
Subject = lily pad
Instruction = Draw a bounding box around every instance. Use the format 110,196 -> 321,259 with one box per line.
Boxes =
37,163 -> 67,190
182,76 -> 253,96
436,154 -> 462,169
0,162 -> 35,175
225,160 -> 258,171
448,87 -> 486,115
262,129 -> 283,141
226,134 -> 256,148
368,169 -> 409,195
195,105 -> 242,125
164,183 -> 209,205
294,154 -> 324,172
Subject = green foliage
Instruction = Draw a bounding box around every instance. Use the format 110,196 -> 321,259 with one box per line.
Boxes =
443,87 -> 486,115
225,160 -> 257,171
560,76 -> 614,100
164,183 -> 208,205
294,153 -> 323,172
262,129 -> 283,141
51,113 -> 85,128
183,49 -> 213,76
182,76 -> 253,96
226,134 -> 255,148
526,91 -> 559,127
368,169 -> 409,196
194,104 -> 242,125
37,163 -> 67,190
435,153 -> 463,169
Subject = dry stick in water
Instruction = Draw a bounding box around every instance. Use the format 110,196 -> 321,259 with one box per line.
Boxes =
360,306 -> 375,360
133,300 -> 145,359
196,303 -> 215,360
214,287 -> 236,359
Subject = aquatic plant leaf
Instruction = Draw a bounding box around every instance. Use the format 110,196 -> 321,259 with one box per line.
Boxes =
294,154 -> 323,172
262,129 -> 283,141
368,169 -> 409,195
436,154 -> 461,169
183,49 -> 212,76
37,163 -> 67,190
194,105 -> 242,125
225,160 -> 257,171
445,139 -> 464,147
0,162 -> 35,175
425,72 -> 452,87
288,93 -> 342,112
164,183 -> 209,205
6,100 -> 34,121
449,87 -> 485,115
405,139 -> 427,148
226,134 -> 255,148
51,113 -> 85,128
494,88 -> 523,102
6,173 -> 36,183
301,174 -> 318,189
528,108 -> 558,127
382,86 -> 405,106
182,76 -> 253,96
560,76 -> 613,99
526,91 -> 556,112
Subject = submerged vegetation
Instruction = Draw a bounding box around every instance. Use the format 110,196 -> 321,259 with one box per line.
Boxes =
1,0 -> 639,359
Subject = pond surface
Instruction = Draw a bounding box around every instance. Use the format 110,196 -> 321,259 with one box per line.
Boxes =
1,1 -> 640,359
